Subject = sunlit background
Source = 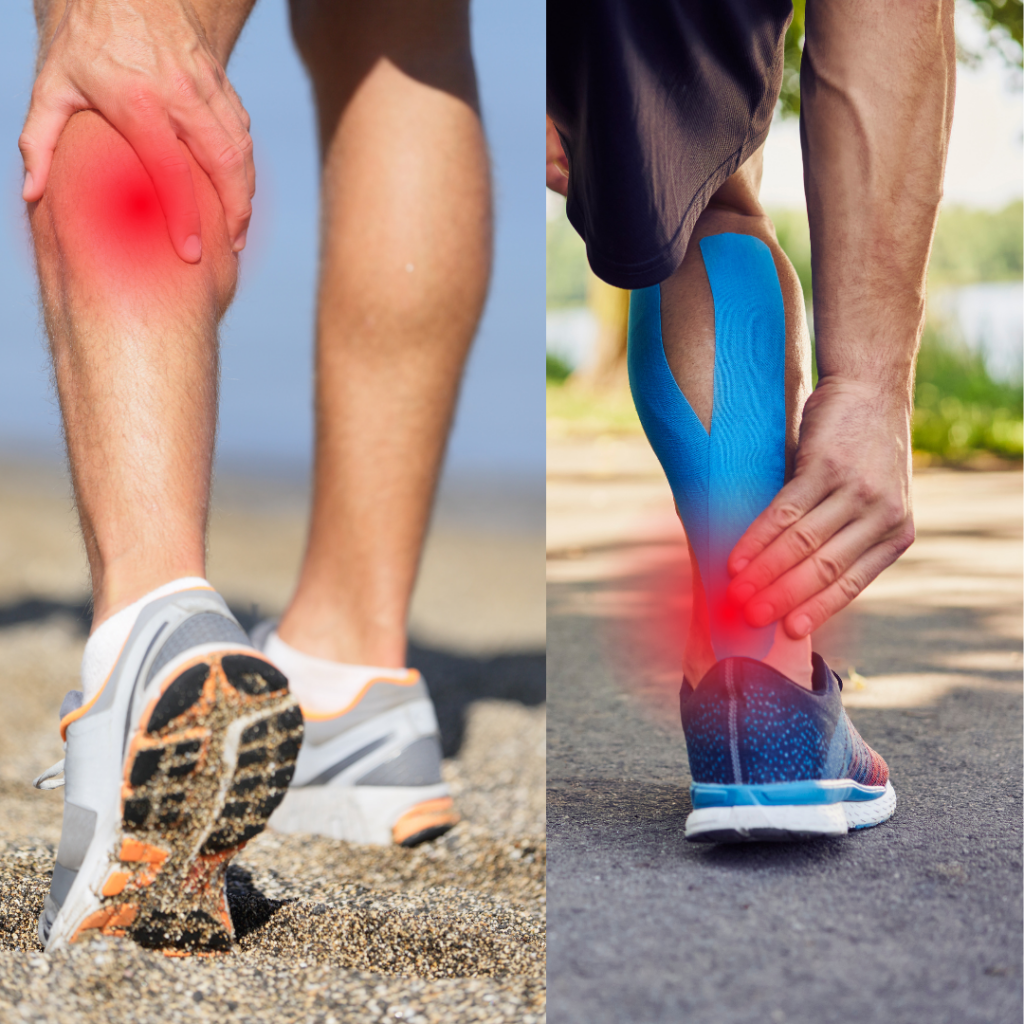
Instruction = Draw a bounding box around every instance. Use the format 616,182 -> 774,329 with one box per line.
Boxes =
547,0 -> 1023,464
0,0 -> 544,490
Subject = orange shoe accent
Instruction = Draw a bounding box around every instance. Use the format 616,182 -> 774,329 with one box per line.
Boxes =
73,908 -> 114,939
391,797 -> 460,845
57,586 -> 218,741
107,904 -> 137,929
301,669 -> 422,722
119,839 -> 169,865
101,871 -> 132,896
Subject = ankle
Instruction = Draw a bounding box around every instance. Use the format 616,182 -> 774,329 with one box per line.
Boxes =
277,604 -> 407,668
761,627 -> 814,689
91,564 -> 207,631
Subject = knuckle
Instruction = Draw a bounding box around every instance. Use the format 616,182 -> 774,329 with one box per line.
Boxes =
852,475 -> 882,507
171,71 -> 200,104
880,497 -> 908,531
787,524 -> 818,559
835,572 -> 863,603
216,144 -> 246,173
819,455 -> 845,489
771,502 -> 803,530
811,550 -> 843,586
891,523 -> 915,556
126,87 -> 158,115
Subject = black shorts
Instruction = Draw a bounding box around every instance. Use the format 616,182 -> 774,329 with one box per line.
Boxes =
548,0 -> 792,289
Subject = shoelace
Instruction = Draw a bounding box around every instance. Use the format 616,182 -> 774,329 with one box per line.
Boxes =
33,760 -> 65,790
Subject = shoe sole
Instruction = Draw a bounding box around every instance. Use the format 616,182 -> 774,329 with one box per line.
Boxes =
685,780 -> 896,842
67,650 -> 302,953
269,783 -> 457,846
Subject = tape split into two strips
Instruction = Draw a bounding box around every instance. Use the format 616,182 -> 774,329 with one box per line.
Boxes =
628,233 -> 786,662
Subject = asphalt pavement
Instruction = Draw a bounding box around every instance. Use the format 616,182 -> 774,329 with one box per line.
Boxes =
547,435 -> 1022,1024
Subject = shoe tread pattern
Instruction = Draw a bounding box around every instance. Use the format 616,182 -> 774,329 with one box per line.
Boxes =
72,651 -> 302,953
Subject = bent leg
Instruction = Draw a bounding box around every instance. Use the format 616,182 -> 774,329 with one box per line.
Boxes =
30,109 -> 238,627
635,147 -> 814,687
278,0 -> 492,666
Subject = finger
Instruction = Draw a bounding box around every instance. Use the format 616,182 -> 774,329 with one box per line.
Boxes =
177,109 -> 253,250
726,491 -> 855,606
741,514 -> 893,628
120,109 -> 203,262
19,84 -> 80,201
546,162 -> 569,196
222,77 -> 252,134
207,88 -> 255,200
781,529 -> 916,639
727,471 -> 833,576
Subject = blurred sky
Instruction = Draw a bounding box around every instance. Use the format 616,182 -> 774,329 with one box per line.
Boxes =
0,0 -> 544,481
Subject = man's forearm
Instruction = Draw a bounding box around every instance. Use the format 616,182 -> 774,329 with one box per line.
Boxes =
801,0 -> 956,391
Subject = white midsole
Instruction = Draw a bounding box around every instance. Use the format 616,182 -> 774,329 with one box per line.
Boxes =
685,780 -> 897,840
268,782 -> 451,846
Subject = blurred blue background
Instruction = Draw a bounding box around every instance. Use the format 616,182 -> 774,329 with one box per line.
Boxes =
0,0 -> 544,486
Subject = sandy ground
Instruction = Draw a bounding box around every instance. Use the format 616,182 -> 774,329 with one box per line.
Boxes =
0,460 -> 546,1023
547,433 -> 1022,1024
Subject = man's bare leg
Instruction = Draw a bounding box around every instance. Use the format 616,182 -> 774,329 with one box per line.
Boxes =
277,0 -> 492,667
31,113 -> 236,627
658,146 -> 815,688
29,1 -> 254,630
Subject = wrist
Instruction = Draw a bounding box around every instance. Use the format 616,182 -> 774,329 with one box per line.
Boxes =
810,373 -> 914,413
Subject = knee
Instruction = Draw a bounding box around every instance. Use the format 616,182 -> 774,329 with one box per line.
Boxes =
31,111 -> 238,318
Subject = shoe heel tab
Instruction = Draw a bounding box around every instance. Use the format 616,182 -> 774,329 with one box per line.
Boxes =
811,653 -> 840,692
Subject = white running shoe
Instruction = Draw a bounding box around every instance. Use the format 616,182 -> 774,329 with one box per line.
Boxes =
34,587 -> 302,954
251,622 -> 458,846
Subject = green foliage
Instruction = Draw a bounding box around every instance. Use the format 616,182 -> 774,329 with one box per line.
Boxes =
780,0 -> 1023,120
928,201 -> 1024,286
546,382 -> 643,434
547,352 -> 573,383
913,321 -> 1023,459
547,210 -> 589,308
960,0 -> 1023,67
768,202 -> 1024,292
779,0 -> 806,119
769,208 -> 812,296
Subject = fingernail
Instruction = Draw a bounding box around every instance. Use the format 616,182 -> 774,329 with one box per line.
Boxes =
182,234 -> 202,262
748,602 -> 774,627
731,582 -> 756,604
233,230 -> 247,252
22,171 -> 34,198
732,558 -> 749,575
792,615 -> 813,638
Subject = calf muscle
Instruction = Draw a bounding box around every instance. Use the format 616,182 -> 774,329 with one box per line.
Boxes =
29,110 -> 237,626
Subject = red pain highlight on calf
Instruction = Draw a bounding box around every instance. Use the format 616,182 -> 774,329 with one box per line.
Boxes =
82,159 -> 169,260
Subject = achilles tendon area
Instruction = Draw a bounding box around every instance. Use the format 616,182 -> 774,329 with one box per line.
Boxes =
627,233 -> 786,661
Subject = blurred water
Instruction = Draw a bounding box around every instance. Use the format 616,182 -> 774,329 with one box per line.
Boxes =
547,308 -> 598,371
0,0 -> 544,483
548,281 -> 1024,385
930,281 -> 1023,383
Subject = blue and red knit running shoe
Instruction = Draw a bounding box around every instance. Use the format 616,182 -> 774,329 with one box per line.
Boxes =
681,654 -> 895,842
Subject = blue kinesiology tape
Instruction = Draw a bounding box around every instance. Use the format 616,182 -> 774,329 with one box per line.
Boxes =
627,232 -> 786,661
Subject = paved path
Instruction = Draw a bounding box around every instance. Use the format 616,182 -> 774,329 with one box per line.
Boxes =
547,435 -> 1022,1024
